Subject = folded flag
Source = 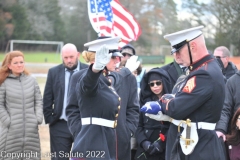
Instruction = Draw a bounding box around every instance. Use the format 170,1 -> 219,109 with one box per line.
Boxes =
140,101 -> 161,115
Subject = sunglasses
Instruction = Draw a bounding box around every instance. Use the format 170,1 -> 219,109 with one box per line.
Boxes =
148,81 -> 162,87
122,53 -> 132,57
214,56 -> 226,59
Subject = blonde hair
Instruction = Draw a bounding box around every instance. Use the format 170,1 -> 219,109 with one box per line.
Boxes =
82,50 -> 95,63
0,50 -> 29,85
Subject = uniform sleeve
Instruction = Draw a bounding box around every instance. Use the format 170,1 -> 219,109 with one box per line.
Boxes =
79,64 -> 101,96
43,69 -> 54,124
0,82 -> 11,127
162,70 -> 213,120
215,78 -> 235,133
34,79 -> 43,124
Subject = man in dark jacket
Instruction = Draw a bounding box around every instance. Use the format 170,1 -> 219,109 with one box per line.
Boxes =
216,70 -> 240,141
120,44 -> 136,67
110,67 -> 139,160
213,46 -> 238,79
161,52 -> 186,90
43,43 -> 88,160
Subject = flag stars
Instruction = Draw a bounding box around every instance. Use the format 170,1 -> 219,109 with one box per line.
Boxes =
88,0 -> 141,44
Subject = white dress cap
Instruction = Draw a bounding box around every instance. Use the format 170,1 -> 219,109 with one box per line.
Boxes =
84,37 -> 121,52
164,26 -> 204,54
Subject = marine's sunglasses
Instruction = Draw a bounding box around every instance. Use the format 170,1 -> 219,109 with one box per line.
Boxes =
148,81 -> 162,87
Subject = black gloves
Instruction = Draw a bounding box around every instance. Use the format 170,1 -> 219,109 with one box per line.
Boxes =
141,140 -> 163,155
141,140 -> 151,152
148,141 -> 163,155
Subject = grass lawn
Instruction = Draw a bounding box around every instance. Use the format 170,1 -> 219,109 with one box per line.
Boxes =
0,52 -> 66,63
0,52 -> 173,66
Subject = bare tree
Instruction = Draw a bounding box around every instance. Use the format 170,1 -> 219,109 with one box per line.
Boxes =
182,0 -> 240,55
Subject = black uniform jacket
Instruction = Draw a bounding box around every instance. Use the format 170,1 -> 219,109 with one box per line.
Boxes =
70,65 -> 120,160
109,68 -> 140,160
66,67 -> 139,160
135,68 -> 172,160
43,62 -> 88,125
162,55 -> 226,160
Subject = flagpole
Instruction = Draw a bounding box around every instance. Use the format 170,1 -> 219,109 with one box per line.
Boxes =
93,0 -> 100,36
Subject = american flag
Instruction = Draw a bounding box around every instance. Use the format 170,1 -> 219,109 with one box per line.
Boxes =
88,0 -> 141,47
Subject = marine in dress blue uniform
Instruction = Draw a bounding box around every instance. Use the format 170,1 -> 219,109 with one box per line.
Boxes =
146,26 -> 227,160
68,38 -> 122,160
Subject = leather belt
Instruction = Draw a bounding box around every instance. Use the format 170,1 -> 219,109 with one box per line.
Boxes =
81,117 -> 117,128
171,119 -> 216,130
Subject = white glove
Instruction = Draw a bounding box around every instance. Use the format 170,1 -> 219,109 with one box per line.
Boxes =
93,45 -> 111,70
145,111 -> 171,122
216,131 -> 226,141
125,55 -> 140,72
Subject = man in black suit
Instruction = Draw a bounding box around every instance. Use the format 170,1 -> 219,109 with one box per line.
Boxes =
161,53 -> 186,90
43,43 -> 88,160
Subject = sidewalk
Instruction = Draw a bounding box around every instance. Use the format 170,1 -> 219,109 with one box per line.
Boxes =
25,63 -> 56,74
39,124 -> 51,160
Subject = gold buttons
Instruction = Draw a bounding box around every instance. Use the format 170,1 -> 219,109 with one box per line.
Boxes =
115,114 -> 118,118
114,120 -> 118,128
118,105 -> 121,110
118,97 -> 121,101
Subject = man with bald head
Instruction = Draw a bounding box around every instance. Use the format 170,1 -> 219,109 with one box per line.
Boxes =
43,43 -> 88,160
213,46 -> 238,79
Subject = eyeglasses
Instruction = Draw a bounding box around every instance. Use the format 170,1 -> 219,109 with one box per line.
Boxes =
122,53 -> 132,57
148,81 -> 162,87
214,56 -> 226,59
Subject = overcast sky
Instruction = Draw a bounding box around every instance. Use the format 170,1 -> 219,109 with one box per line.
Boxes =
173,0 -> 211,20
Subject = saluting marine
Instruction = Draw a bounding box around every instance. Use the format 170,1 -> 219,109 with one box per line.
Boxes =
67,37 -> 122,160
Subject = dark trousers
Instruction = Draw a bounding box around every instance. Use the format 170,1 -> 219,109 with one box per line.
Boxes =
50,119 -> 74,160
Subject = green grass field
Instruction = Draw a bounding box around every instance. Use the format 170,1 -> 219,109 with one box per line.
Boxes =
0,52 -> 64,63
0,52 -> 173,66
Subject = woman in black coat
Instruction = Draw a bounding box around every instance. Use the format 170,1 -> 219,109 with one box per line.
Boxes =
135,68 -> 171,160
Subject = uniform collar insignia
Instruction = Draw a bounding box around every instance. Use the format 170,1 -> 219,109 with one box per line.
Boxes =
188,55 -> 213,72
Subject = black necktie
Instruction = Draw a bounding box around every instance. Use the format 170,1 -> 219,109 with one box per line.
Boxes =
181,67 -> 186,74
67,70 -> 74,94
